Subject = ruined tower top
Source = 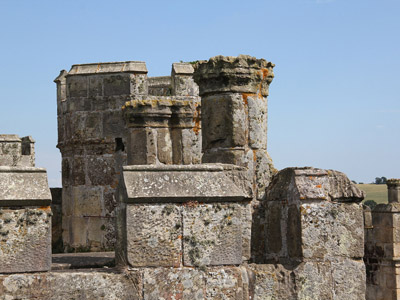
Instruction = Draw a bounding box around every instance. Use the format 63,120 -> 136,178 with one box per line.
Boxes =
0,134 -> 35,167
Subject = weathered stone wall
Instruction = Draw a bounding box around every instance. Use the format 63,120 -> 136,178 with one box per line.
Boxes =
260,167 -> 366,299
365,179 -> 400,300
56,61 -> 201,251
0,134 -> 52,274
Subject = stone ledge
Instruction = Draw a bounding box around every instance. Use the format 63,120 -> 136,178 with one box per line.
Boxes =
0,167 -> 51,206
121,164 -> 250,203
68,61 -> 148,75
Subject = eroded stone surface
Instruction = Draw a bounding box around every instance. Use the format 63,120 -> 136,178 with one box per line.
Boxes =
182,203 -> 243,267
0,167 -> 51,206
300,202 -> 364,259
0,207 -> 51,273
0,270 -> 142,300
122,164 -> 249,203
126,204 -> 182,267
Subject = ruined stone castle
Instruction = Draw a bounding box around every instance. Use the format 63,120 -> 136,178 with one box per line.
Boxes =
0,55 -> 398,299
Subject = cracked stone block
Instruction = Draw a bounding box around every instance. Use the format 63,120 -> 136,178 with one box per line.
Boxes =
182,203 -> 242,267
0,207 -> 51,273
126,204 -> 182,267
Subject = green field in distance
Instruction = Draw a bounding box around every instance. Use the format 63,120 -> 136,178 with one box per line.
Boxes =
356,184 -> 387,204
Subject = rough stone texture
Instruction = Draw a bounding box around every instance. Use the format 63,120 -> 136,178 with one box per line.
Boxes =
126,204 -> 182,267
0,270 -> 142,300
265,167 -> 365,262
0,167 -> 52,206
143,268 -> 205,299
121,164 -> 249,203
0,207 -> 51,273
143,267 -> 248,300
0,135 -> 35,167
182,203 -> 243,267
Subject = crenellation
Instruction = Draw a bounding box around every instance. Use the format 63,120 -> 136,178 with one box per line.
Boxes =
0,55 -> 381,298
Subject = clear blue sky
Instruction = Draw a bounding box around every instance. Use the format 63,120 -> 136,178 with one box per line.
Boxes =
0,0 -> 399,186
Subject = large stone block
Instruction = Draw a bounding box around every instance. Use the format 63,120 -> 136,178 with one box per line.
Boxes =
125,204 -> 182,267
156,128 -> 173,164
247,264 -> 296,300
103,110 -> 125,138
104,74 -> 131,96
247,95 -> 268,149
254,149 -> 275,200
87,155 -> 117,186
331,258 -> 366,300
0,207 -> 51,273
294,261 -> 334,300
299,202 -> 364,260
71,186 -> 103,217
0,270 -> 142,300
143,268 -> 205,299
127,128 -> 157,165
66,75 -> 88,98
182,203 -> 243,267
205,267 -> 247,299
201,93 -> 247,150
0,167 -> 51,207
121,164 -> 249,203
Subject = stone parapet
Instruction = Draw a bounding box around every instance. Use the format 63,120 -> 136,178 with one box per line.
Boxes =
265,167 -> 365,263
0,135 -> 52,274
116,164 -> 252,268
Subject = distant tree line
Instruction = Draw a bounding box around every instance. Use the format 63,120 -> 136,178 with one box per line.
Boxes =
374,177 -> 387,184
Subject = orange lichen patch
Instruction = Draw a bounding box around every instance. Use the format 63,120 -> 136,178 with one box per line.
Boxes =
309,176 -> 314,180
241,93 -> 256,105
300,196 -> 305,200
261,68 -> 269,79
192,104 -> 201,135
252,149 -> 257,162
39,206 -> 51,211
316,184 -> 322,188
177,235 -> 182,240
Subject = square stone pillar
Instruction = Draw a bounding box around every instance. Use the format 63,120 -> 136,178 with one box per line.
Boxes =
116,164 -> 251,268
365,179 -> 400,300
0,134 -> 52,273
264,167 -> 366,299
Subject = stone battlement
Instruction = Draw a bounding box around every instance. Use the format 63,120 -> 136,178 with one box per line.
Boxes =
1,55 -> 390,299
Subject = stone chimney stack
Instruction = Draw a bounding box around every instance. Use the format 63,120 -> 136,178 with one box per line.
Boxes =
387,179 -> 400,203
